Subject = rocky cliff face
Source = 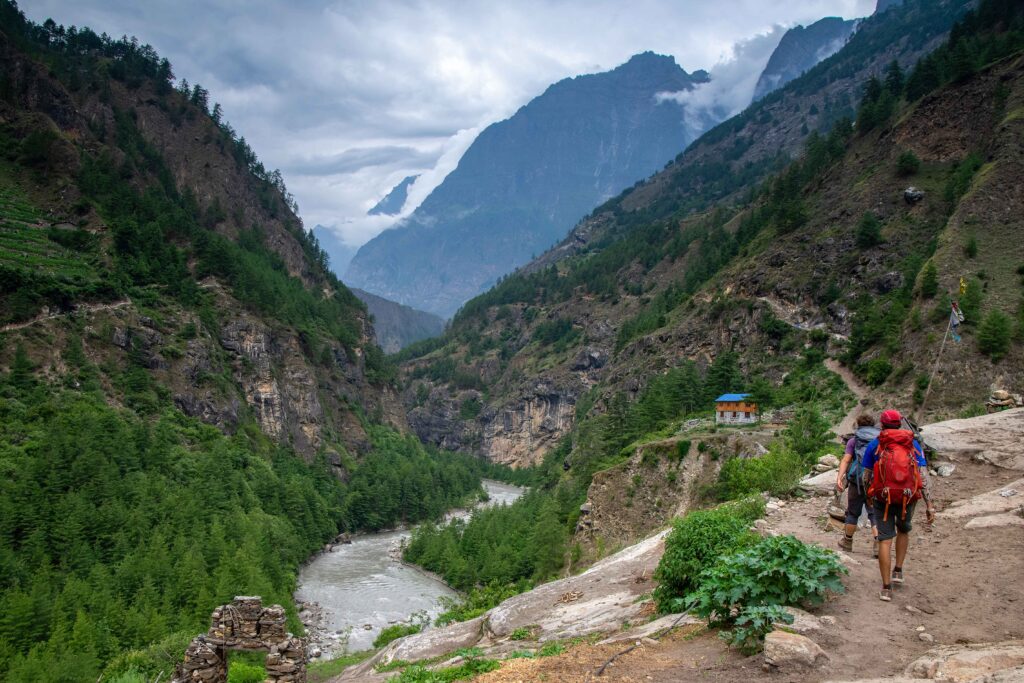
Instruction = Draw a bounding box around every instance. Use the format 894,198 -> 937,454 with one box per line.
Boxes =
346,52 -> 717,317
753,17 -> 859,101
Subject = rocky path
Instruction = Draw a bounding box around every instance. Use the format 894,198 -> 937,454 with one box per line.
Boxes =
825,357 -> 870,437
0,298 -> 132,333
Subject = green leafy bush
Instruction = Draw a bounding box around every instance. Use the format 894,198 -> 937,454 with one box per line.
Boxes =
374,623 -> 422,648
715,446 -> 807,500
685,535 -> 847,650
653,498 -> 764,611
724,605 -> 794,653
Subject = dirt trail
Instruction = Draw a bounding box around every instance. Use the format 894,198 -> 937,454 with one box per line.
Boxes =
825,357 -> 871,437
472,414 -> 1024,683
0,298 -> 132,333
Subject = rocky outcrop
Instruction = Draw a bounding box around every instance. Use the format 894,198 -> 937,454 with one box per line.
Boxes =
335,530 -> 667,681
753,17 -> 858,101
479,389 -> 576,467
921,409 -> 1024,471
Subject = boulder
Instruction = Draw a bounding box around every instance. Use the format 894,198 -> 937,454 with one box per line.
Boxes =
800,469 -> 840,495
763,630 -> 829,670
904,640 -> 1024,682
775,607 -> 824,635
904,187 -> 925,203
921,409 -> 1024,471
818,454 -> 841,469
940,479 -> 1024,520
341,617 -> 486,679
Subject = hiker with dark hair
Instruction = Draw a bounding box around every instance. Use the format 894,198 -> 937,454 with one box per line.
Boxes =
835,414 -> 881,556
861,409 -> 935,602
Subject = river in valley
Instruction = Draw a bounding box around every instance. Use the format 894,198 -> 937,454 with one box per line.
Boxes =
295,479 -> 524,656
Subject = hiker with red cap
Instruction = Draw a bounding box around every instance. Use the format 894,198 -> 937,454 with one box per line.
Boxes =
860,409 -> 935,602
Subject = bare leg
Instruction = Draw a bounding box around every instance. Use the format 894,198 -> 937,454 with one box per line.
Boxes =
894,531 -> 909,569
844,523 -> 858,537
877,539 -> 893,586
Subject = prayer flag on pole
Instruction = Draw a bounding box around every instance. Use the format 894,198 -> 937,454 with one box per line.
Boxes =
959,277 -> 967,296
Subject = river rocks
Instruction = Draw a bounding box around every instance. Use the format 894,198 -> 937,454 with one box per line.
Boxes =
763,630 -> 829,670
904,640 -> 1024,681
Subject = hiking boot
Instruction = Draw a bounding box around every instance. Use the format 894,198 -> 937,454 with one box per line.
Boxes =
879,587 -> 893,602
837,534 -> 853,552
892,568 -> 904,586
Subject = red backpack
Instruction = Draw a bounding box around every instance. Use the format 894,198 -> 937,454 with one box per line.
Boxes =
867,429 -> 922,521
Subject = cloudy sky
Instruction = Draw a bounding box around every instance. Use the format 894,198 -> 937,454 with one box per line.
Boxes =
24,0 -> 874,248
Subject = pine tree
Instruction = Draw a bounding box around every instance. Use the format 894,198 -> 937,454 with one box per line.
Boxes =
978,310 -> 1012,360
856,212 -> 883,248
920,261 -> 939,298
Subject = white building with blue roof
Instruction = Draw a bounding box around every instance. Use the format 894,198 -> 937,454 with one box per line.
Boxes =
714,393 -> 759,425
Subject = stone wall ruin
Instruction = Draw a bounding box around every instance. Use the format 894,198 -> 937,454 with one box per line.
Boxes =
171,596 -> 306,683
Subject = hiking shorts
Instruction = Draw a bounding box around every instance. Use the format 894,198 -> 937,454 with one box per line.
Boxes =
845,485 -> 876,527
873,500 -> 916,541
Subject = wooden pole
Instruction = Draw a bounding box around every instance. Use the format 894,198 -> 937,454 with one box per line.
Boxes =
915,311 -> 952,424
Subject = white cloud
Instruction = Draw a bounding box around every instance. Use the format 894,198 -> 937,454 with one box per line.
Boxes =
22,0 -> 875,246
655,27 -> 789,137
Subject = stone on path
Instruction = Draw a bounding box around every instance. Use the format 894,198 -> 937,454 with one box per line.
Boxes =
904,640 -> 1024,682
940,478 -> 1024,520
964,512 -> 1024,529
763,630 -> 829,670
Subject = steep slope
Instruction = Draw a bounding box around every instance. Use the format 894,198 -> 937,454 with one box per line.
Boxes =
352,287 -> 445,353
346,53 -> 715,317
753,17 -> 858,101
367,174 -> 418,217
400,0 -> 979,468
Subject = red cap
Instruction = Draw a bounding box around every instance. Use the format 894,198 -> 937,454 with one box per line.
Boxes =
880,409 -> 902,427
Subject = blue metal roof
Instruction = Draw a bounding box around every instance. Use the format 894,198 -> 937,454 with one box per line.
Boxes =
715,393 -> 751,402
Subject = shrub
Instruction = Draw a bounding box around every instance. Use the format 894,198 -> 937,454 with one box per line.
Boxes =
782,405 -> 833,459
919,261 -> 938,298
685,535 -> 847,651
865,357 -> 893,387
896,150 -> 921,176
965,235 -> 978,259
653,498 -> 764,611
715,446 -> 807,500
978,310 -> 1012,361
856,212 -> 883,248
374,623 -> 422,648
228,662 -> 267,683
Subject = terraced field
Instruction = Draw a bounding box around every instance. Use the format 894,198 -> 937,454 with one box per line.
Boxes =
0,187 -> 99,282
